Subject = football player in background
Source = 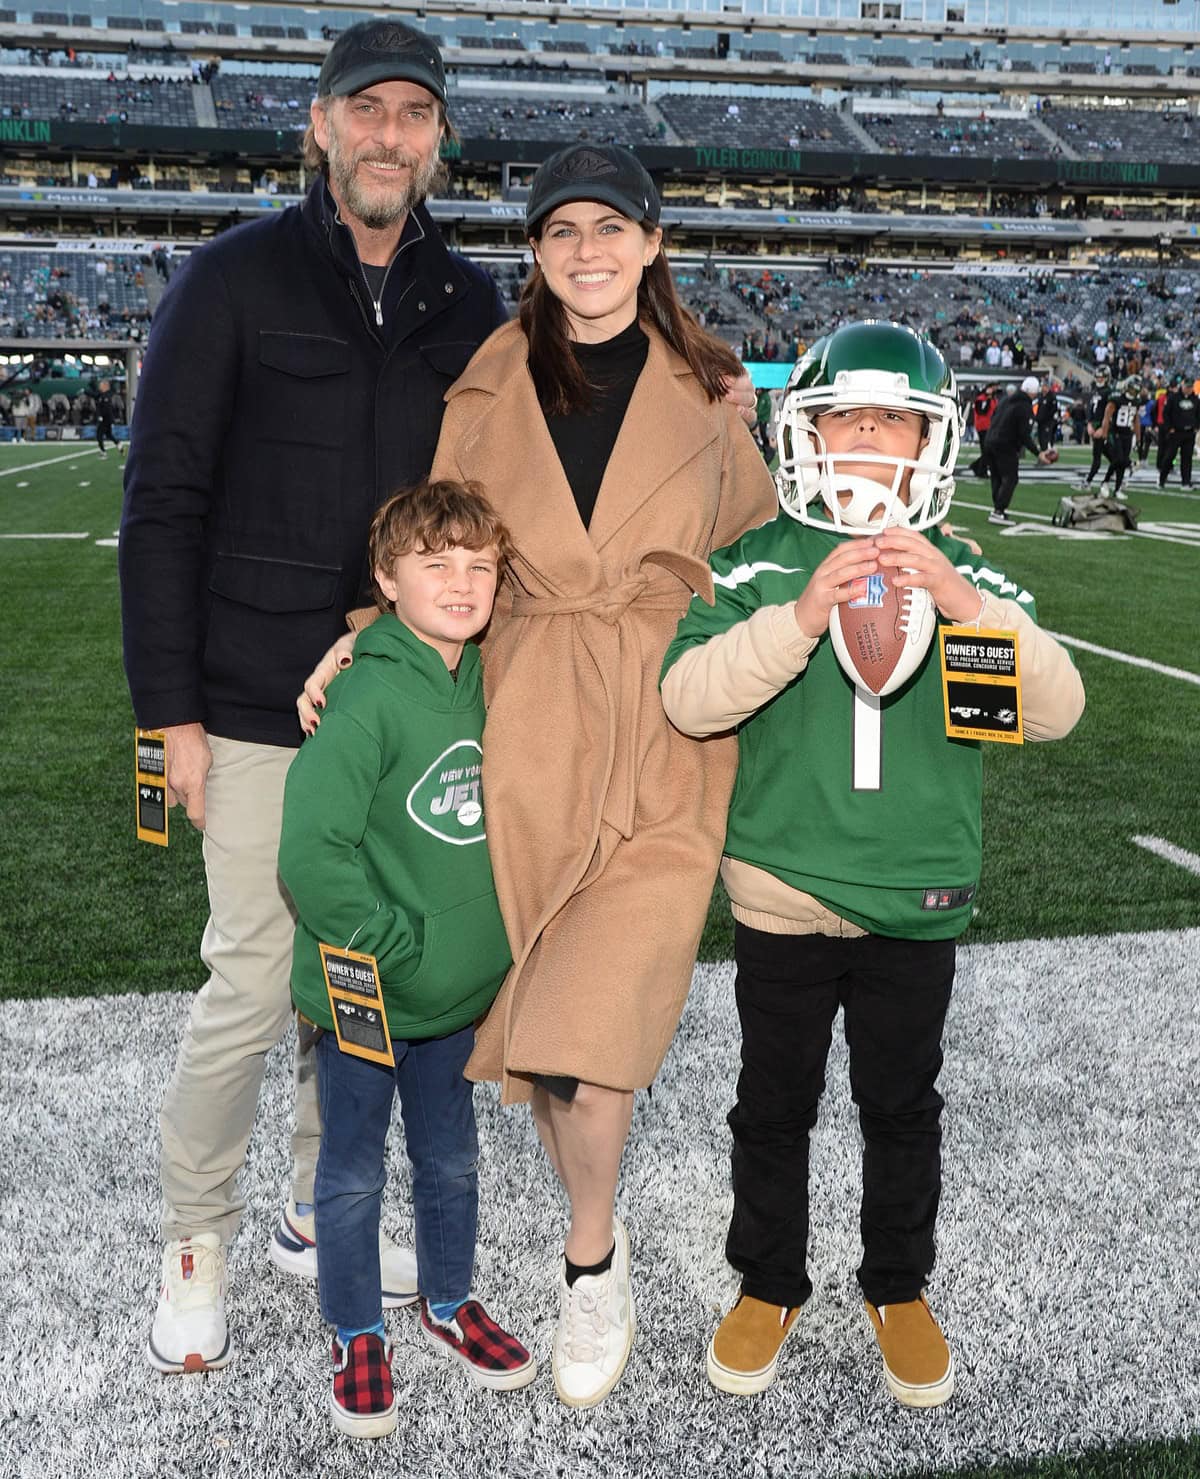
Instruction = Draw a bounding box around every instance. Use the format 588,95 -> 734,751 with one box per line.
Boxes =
660,321 -> 1085,1411
1098,374 -> 1141,497
1081,364 -> 1113,486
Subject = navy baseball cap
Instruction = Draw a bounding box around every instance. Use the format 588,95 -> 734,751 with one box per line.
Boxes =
318,20 -> 446,106
526,143 -> 660,234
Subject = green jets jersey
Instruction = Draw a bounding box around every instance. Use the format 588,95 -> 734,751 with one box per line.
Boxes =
661,515 -> 1038,940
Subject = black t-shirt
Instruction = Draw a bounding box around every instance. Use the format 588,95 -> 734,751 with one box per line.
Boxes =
545,319 -> 650,529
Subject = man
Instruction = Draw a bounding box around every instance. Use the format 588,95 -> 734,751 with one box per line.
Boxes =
1081,365 -> 1112,485
984,376 -> 1056,525
120,19 -> 507,1378
1035,378 -> 1059,452
123,17 -> 757,1381
94,378 -> 118,458
968,382 -> 997,478
1160,373 -> 1198,488
1097,374 -> 1140,498
13,385 -> 41,442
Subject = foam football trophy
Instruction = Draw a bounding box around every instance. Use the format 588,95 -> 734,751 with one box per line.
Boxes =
829,569 -> 937,697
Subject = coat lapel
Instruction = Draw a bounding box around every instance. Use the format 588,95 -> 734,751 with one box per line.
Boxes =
449,329 -> 601,594
586,326 -> 719,553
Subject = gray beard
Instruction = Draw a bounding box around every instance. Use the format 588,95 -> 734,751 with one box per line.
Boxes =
327,136 -> 441,231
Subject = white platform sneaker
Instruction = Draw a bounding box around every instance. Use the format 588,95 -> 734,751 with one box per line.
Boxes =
147,1233 -> 233,1374
267,1198 -> 419,1308
552,1216 -> 636,1408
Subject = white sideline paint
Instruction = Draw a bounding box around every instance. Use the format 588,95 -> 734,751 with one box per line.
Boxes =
0,447 -> 100,477
1046,631 -> 1200,687
1132,835 -> 1200,876
955,498 -> 1200,547
0,531 -> 89,540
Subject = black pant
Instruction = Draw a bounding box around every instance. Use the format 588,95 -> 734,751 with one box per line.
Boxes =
968,428 -> 989,479
1107,431 -> 1133,493
96,416 -> 114,453
1036,421 -> 1055,452
1086,435 -> 1107,484
726,924 -> 956,1310
1159,431 -> 1195,486
989,444 -> 1020,514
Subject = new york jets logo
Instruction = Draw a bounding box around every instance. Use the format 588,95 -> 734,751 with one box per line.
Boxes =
406,740 -> 487,846
553,149 -> 618,182
362,26 -> 425,54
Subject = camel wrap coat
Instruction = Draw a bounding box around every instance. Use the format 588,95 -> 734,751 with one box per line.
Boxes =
431,318 -> 777,1103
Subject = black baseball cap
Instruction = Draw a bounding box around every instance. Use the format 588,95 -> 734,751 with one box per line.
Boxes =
526,143 -> 660,234
317,19 -> 446,106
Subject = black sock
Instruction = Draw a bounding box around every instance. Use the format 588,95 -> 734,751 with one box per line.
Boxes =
565,1243 -> 615,1288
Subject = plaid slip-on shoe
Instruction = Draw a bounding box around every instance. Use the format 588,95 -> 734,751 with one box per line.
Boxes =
865,1293 -> 955,1409
330,1333 -> 398,1439
419,1298 -> 537,1391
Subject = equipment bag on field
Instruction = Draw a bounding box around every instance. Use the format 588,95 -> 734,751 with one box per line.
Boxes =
1050,494 -> 1139,532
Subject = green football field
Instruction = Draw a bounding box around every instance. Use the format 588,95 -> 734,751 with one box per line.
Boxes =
1,439 -> 1196,996
1,439 -> 1197,1478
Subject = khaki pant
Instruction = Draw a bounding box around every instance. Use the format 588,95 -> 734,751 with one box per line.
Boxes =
159,735 -> 320,1244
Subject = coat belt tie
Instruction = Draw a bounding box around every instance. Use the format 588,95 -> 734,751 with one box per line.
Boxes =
506,551 -> 713,840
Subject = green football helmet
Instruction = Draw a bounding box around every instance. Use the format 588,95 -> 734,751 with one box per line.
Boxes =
775,320 -> 960,534
1120,374 -> 1144,400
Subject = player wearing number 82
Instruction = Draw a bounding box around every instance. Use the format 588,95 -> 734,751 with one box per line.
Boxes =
660,321 -> 1085,1407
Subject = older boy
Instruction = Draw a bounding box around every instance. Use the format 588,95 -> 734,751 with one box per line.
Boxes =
661,322 -> 1084,1407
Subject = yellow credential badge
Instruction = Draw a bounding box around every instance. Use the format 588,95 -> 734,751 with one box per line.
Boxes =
938,627 -> 1023,744
319,943 -> 395,1068
135,728 -> 169,845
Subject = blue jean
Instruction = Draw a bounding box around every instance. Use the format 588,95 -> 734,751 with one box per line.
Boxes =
314,1024 -> 478,1330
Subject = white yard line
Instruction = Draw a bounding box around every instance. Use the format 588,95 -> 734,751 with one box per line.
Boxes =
0,447 -> 100,477
0,531 -> 89,540
1047,631 -> 1200,686
1131,835 -> 1200,876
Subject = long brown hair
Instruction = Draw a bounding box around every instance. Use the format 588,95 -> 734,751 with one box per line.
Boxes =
519,228 -> 742,417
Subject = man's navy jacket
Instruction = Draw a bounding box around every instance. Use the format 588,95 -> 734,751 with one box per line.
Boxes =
119,176 -> 507,747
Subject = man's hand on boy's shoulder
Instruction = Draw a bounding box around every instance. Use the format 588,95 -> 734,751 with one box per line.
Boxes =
875,528 -> 984,625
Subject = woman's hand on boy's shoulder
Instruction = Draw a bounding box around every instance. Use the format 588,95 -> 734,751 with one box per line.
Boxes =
875,528 -> 984,625
297,632 -> 358,736
721,369 -> 758,427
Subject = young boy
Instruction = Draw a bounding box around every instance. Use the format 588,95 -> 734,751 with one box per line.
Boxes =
660,322 -> 1084,1409
278,479 -> 536,1440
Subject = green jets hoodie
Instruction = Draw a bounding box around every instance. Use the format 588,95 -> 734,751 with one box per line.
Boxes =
279,613 -> 511,1040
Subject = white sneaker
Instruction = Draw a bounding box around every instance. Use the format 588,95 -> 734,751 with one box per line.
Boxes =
552,1216 -> 636,1408
147,1233 -> 233,1374
267,1198 -> 419,1308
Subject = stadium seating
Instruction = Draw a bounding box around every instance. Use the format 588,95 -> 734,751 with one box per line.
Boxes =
1040,107 -> 1200,163
450,96 -> 657,145
0,249 -> 152,340
656,95 -> 857,152
858,112 -> 1054,159
0,74 -> 197,127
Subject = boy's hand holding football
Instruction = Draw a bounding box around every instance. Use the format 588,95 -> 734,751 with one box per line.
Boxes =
793,538 -> 881,639
874,528 -> 984,625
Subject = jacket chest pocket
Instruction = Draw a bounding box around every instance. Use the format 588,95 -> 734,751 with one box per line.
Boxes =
257,331 -> 349,448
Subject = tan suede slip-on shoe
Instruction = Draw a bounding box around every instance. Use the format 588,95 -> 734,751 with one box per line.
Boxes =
706,1293 -> 801,1395
865,1293 -> 955,1408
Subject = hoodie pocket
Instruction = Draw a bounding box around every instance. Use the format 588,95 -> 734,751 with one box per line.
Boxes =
383,890 -> 511,1026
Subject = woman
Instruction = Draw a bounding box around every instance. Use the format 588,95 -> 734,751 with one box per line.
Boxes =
305,143 -> 776,1408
